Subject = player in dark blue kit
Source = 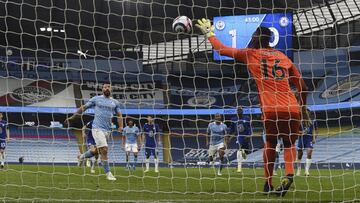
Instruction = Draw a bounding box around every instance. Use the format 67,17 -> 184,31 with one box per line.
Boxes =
142,116 -> 160,173
0,113 -> 9,168
82,120 -> 99,173
296,109 -> 318,176
229,107 -> 252,173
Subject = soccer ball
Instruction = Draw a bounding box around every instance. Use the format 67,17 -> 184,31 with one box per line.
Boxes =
172,16 -> 192,33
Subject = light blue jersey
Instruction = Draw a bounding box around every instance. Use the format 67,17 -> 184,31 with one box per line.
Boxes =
84,95 -> 122,131
123,126 -> 140,144
207,122 -> 227,145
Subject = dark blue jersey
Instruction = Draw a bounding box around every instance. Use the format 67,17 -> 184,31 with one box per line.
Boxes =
0,120 -> 8,139
143,123 -> 160,147
85,121 -> 94,141
302,120 -> 317,139
229,116 -> 252,136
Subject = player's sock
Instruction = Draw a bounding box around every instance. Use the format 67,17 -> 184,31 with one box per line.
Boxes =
101,160 -> 110,174
145,158 -> 150,171
284,145 -> 297,176
154,158 -> 159,171
80,150 -> 94,159
263,141 -> 276,186
305,158 -> 312,174
237,150 -> 243,171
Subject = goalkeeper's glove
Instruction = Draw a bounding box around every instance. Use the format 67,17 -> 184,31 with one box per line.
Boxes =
195,18 -> 215,38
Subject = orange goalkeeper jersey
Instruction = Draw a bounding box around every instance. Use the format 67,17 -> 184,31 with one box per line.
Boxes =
209,36 -> 306,116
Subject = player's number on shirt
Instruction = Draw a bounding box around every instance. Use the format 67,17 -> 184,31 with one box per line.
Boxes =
261,59 -> 286,80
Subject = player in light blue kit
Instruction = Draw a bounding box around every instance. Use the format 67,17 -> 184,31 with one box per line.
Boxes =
82,120 -> 99,173
142,116 -> 160,173
296,109 -> 318,176
0,113 -> 9,168
207,113 -> 228,176
229,107 -> 252,173
122,118 -> 141,170
65,84 -> 123,181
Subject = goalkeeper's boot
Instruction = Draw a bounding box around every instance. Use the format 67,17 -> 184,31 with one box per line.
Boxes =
155,168 -> 159,173
274,175 -> 294,197
236,167 -> 242,173
263,182 -> 274,194
106,172 -> 116,181
90,169 -> 96,174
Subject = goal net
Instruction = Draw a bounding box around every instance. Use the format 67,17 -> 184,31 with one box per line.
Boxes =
0,0 -> 360,202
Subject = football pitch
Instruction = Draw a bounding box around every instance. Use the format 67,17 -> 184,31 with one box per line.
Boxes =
0,165 -> 358,202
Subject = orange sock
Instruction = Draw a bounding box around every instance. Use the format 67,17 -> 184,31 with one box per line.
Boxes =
263,141 -> 276,185
284,145 -> 297,176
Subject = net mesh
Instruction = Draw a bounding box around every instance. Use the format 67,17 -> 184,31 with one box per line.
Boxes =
0,0 -> 359,202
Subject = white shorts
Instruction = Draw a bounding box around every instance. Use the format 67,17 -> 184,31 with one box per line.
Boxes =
91,129 -> 111,148
208,142 -> 225,157
125,143 -> 138,153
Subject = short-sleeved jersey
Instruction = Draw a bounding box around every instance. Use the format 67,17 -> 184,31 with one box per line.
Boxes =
302,121 -> 317,139
0,120 -> 7,139
229,116 -> 252,136
84,95 -> 122,131
209,37 -> 305,117
123,126 -> 140,144
143,123 -> 160,147
207,122 -> 227,145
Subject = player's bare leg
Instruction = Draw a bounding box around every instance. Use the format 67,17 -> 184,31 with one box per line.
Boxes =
218,148 -> 225,176
98,146 -> 116,181
296,149 -> 303,176
90,149 -> 98,174
305,148 -> 313,176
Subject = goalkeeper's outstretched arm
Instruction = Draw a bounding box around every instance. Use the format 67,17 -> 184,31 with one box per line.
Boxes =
196,18 -> 249,62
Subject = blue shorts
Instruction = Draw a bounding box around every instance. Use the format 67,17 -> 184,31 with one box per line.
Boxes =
87,136 -> 96,147
145,146 -> 157,157
0,140 -> 6,149
297,136 -> 313,150
236,136 -> 249,149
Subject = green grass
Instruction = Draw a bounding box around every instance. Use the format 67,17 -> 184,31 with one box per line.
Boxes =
0,165 -> 358,202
